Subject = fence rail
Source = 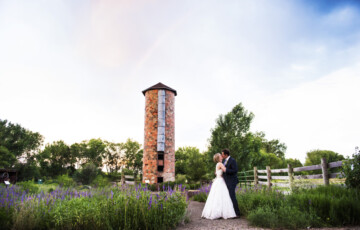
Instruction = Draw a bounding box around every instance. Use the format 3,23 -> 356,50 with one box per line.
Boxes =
237,157 -> 344,189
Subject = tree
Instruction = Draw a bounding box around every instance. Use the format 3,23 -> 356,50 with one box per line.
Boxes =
284,158 -> 303,168
262,139 -> 287,160
74,163 -> 98,185
175,147 -> 188,175
103,142 -> 125,173
257,150 -> 284,169
123,139 -> 142,176
0,146 -> 16,168
0,119 -> 43,163
207,103 -> 259,171
342,147 -> 360,189
305,149 -> 344,166
37,140 -> 74,178
76,139 -> 106,168
175,147 -> 207,182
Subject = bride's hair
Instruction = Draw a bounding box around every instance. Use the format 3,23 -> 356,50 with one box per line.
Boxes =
213,153 -> 221,163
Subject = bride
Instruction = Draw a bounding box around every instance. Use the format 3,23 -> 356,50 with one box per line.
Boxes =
201,153 -> 237,219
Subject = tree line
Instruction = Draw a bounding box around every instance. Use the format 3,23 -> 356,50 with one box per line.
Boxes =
0,102 -> 346,183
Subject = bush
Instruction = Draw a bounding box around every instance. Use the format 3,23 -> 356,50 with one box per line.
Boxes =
16,180 -> 39,194
175,174 -> 186,184
247,206 -> 278,228
91,175 -> 110,188
192,192 -> 207,202
342,147 -> 360,189
56,174 -> 75,187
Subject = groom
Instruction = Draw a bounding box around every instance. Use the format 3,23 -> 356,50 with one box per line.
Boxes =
222,148 -> 240,217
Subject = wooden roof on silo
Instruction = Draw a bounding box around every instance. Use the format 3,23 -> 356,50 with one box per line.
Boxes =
142,82 -> 177,96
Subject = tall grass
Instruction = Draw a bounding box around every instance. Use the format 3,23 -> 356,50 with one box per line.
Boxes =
0,184 -> 188,230
237,185 -> 360,229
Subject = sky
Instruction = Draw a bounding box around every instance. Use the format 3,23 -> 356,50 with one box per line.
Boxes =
1,0 -> 359,163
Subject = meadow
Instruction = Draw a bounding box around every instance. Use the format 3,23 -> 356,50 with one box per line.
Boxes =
0,183 -> 188,230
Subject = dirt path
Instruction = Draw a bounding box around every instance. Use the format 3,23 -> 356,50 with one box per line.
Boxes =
176,201 -> 360,230
176,201 -> 266,230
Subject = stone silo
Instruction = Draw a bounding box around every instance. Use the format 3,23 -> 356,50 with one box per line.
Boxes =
142,83 -> 177,184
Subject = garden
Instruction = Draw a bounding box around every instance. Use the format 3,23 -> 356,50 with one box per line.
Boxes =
0,182 -> 188,230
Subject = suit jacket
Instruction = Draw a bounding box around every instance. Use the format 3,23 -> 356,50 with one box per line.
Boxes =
223,156 -> 239,186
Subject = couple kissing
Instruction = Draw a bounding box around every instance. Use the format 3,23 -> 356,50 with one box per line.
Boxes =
201,148 -> 241,219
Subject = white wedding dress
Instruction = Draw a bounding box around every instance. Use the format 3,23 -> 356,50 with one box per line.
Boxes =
201,163 -> 237,219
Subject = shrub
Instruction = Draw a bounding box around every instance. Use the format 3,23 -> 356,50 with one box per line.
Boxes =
16,180 -> 39,194
192,192 -> 207,202
91,175 -> 110,188
247,206 -> 278,228
342,147 -> 360,189
175,174 -> 186,184
56,174 -> 75,187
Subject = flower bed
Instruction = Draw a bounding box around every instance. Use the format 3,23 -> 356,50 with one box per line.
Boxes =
0,184 -> 187,230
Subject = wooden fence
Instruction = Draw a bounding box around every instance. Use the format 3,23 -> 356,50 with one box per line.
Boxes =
238,157 -> 344,189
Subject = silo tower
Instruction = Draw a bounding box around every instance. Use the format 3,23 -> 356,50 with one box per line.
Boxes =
142,83 -> 177,184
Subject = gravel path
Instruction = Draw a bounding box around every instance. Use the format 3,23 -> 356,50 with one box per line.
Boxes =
176,201 -> 266,230
176,201 -> 360,230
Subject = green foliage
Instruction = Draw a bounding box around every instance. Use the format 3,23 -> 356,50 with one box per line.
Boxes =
74,163 -> 99,185
175,174 -> 187,184
237,185 -> 360,229
0,146 -> 16,168
1,186 -> 187,230
305,149 -> 344,166
55,174 -> 75,187
208,103 -> 255,171
191,192 -> 207,202
91,175 -> 110,188
123,139 -> 143,176
0,119 -> 43,161
16,180 -> 39,194
37,141 -> 75,178
285,158 -> 303,168
16,161 -> 41,181
175,147 -> 207,182
82,138 -> 107,168
247,206 -> 279,228
342,147 -> 360,189
207,104 -> 287,172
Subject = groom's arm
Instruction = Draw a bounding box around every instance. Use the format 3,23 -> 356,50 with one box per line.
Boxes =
225,159 -> 238,175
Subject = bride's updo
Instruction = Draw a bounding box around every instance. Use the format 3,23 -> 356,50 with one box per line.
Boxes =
213,153 -> 221,163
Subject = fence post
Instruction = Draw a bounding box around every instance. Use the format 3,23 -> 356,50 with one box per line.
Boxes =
287,164 -> 294,191
321,157 -> 329,186
266,166 -> 271,189
254,167 -> 258,187
244,171 -> 247,188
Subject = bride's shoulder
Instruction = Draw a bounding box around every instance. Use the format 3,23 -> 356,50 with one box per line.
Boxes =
216,162 -> 223,168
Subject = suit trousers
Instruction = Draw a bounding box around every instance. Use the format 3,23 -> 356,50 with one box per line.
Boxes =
228,183 -> 240,216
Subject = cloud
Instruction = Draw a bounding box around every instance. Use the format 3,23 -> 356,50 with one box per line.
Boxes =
251,64 -> 360,162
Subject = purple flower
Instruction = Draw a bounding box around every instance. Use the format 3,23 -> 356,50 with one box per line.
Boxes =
148,196 -> 152,210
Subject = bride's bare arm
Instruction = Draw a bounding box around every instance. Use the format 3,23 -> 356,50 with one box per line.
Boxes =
218,163 -> 226,172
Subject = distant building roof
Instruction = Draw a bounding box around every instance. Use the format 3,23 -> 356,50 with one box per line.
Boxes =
142,82 -> 177,96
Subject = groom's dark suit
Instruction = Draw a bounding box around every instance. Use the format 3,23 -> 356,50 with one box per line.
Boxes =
223,156 -> 240,216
